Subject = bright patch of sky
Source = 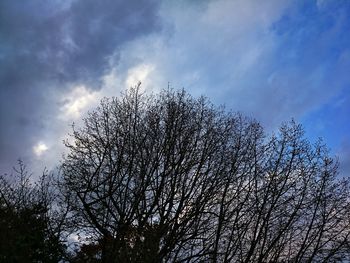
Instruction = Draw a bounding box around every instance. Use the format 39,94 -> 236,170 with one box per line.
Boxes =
33,142 -> 48,157
126,64 -> 155,91
59,85 -> 100,120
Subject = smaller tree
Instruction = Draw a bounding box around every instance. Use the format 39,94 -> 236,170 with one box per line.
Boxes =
0,160 -> 66,262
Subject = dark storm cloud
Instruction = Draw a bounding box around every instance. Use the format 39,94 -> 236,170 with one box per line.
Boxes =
0,0 -> 161,172
63,0 -> 161,85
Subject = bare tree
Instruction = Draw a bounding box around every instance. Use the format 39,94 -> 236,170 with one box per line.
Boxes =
209,123 -> 350,262
62,87 -> 350,262
0,160 -> 66,262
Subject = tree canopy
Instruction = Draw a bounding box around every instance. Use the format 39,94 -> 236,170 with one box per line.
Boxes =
61,87 -> 350,262
1,87 -> 350,262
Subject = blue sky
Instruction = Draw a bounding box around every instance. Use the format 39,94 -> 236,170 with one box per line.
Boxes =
0,0 -> 349,176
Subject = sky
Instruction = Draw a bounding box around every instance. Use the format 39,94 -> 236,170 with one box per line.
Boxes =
0,0 -> 349,177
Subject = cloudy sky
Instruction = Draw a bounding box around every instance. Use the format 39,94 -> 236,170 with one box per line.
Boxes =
0,0 -> 349,177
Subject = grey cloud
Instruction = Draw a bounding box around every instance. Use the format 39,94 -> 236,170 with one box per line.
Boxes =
63,0 -> 161,85
0,0 -> 161,173
0,0 -> 160,87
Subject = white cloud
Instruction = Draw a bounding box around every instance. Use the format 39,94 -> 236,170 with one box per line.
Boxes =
59,85 -> 101,120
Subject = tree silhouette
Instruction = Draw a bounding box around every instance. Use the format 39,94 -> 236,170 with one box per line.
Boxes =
0,161 -> 65,262
59,87 -> 350,262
